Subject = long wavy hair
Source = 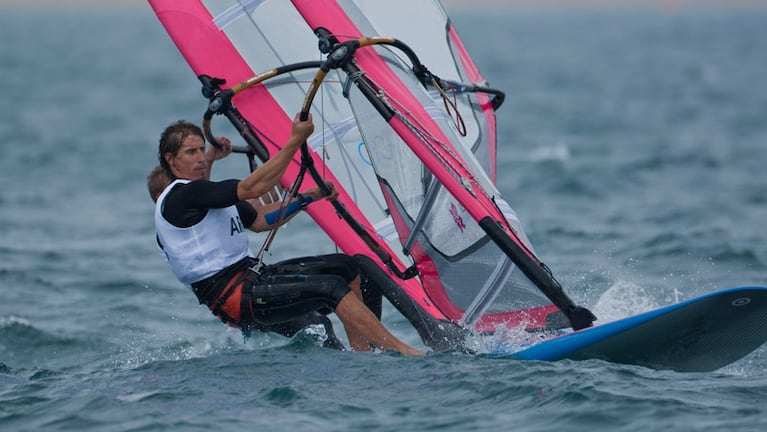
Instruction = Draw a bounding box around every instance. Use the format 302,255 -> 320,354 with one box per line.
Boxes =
158,120 -> 204,179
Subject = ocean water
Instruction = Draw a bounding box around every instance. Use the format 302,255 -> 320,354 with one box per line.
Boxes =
2,6 -> 767,432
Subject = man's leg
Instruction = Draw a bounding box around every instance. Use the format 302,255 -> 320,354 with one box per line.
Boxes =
270,254 -> 383,317
245,272 -> 422,355
263,255 -> 381,350
334,291 -> 425,356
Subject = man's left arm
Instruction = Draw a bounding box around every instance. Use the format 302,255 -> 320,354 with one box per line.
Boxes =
245,182 -> 337,232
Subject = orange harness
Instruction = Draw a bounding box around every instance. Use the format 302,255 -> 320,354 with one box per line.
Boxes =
208,269 -> 248,328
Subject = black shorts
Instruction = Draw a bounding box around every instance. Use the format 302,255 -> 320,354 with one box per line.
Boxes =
201,254 -> 357,330
252,254 -> 384,323
241,271 -> 351,326
195,254 -> 383,350
263,254 -> 359,284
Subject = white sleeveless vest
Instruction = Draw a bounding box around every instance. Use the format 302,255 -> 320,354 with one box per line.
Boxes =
155,179 -> 253,286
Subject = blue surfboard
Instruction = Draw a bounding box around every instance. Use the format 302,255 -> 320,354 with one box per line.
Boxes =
512,286 -> 767,372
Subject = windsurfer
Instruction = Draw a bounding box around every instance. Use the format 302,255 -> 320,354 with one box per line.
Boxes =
149,161 -> 351,349
152,113 -> 424,355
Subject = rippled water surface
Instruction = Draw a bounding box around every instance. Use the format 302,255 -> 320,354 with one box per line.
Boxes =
1,7 -> 766,432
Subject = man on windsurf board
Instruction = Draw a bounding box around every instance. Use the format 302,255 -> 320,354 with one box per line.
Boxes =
152,113 -> 424,355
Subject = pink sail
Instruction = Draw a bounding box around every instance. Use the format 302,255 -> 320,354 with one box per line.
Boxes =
148,0 -> 592,349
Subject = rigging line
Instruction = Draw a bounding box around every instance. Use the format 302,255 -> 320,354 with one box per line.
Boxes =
387,94 -> 493,203
255,166 -> 307,260
386,93 -> 463,167
317,67 -> 339,254
388,98 -> 505,222
256,49 -> 329,259
430,77 -> 467,137
241,116 -> 280,150
238,96 -> 311,258
387,95 -> 474,185
394,109 -> 466,190
320,66 -> 328,171
252,74 -> 323,257
359,67 -> 470,178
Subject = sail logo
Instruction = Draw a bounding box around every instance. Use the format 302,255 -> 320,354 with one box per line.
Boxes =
230,215 -> 244,235
449,203 -> 467,233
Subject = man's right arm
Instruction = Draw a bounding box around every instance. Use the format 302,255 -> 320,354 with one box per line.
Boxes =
236,113 -> 313,201
162,180 -> 240,228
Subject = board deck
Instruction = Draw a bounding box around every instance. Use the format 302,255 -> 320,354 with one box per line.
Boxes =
512,287 -> 767,372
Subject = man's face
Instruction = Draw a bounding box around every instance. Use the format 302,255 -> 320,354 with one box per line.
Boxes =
166,135 -> 207,181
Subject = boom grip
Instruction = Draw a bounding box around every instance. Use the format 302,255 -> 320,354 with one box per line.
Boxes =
202,111 -> 225,150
